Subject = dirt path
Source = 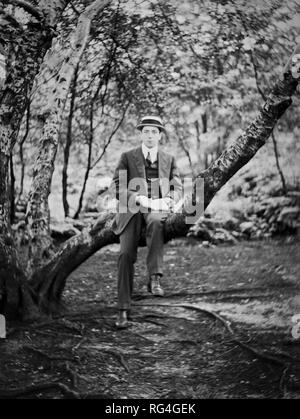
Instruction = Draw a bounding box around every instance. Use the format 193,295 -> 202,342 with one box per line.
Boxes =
1,238 -> 300,399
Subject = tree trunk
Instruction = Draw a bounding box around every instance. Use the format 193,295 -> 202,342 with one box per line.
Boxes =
216,136 -> 222,157
249,49 -> 287,194
1,24 -> 299,320
0,0 -> 68,318
175,124 -> 194,175
199,71 -> 297,207
200,112 -> 208,168
9,152 -> 15,224
29,214 -> 117,311
73,105 -> 94,220
62,65 -> 79,218
90,101 -> 130,170
73,58 -> 127,217
29,68 -> 300,313
194,119 -> 201,168
25,0 -> 111,273
18,99 -> 31,200
204,152 -> 208,170
271,131 -> 287,194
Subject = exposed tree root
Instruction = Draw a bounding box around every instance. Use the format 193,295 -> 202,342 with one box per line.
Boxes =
64,362 -> 79,388
24,346 -> 78,363
0,381 -> 112,399
0,382 -> 81,399
73,337 -> 87,351
128,330 -> 154,342
133,299 -> 300,397
139,300 -> 300,395
7,318 -> 85,339
133,315 -> 167,327
88,344 -> 130,373
33,329 -> 83,339
133,286 -> 279,301
279,363 -> 290,397
104,349 -> 130,373
134,301 -> 290,366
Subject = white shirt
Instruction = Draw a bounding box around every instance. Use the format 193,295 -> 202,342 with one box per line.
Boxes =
142,144 -> 158,164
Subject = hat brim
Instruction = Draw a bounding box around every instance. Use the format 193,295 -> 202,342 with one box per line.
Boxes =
136,123 -> 166,132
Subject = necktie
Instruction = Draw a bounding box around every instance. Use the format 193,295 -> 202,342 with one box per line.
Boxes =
146,151 -> 152,165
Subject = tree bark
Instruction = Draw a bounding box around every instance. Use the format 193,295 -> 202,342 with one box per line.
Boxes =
62,65 -> 79,218
271,131 -> 287,194
199,71 -> 298,207
90,101 -> 130,170
29,68 -> 300,311
25,0 -> 111,273
73,106 -> 94,220
73,58 -> 126,218
0,0 -> 68,318
9,152 -> 15,224
18,99 -> 31,200
249,49 -> 287,194
1,15 -> 299,320
175,123 -> 194,175
194,119 -> 201,167
200,112 -> 208,169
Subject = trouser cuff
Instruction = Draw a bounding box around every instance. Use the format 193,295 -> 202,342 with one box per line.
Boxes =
149,270 -> 163,277
118,303 -> 131,310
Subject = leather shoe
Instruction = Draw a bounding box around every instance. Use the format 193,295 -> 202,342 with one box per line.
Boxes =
148,274 -> 165,297
115,310 -> 128,329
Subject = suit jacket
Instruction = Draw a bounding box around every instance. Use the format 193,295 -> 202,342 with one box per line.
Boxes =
111,146 -> 182,235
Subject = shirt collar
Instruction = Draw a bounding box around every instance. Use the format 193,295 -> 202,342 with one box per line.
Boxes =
141,144 -> 158,163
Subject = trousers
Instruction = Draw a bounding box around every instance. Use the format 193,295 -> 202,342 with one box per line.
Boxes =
117,211 -> 166,310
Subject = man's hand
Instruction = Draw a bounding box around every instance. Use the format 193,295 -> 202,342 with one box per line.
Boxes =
150,199 -> 169,212
136,195 -> 174,212
162,197 -> 174,212
136,195 -> 151,208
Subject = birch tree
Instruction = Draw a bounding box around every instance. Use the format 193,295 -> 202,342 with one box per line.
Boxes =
25,0 -> 111,273
0,0 -> 70,317
28,50 -> 299,316
0,0 -> 111,317
22,48 -> 300,317
0,1 -> 299,321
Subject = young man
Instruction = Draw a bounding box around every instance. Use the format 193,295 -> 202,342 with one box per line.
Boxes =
112,115 -> 182,328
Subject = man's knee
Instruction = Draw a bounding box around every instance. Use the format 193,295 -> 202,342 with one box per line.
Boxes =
146,214 -> 164,229
119,248 -> 137,263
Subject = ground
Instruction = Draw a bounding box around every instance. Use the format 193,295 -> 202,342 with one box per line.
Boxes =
0,237 -> 300,399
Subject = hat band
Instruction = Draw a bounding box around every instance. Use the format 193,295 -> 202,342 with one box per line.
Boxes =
139,119 -> 163,127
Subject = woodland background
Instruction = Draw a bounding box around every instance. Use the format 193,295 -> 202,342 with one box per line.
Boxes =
6,0 -> 300,240
0,0 -> 300,399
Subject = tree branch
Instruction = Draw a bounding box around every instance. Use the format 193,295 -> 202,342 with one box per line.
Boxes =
0,10 -> 22,29
7,0 -> 44,21
248,50 -> 267,101
25,0 -> 112,272
134,301 -> 292,367
248,50 -> 287,194
91,101 -> 130,169
271,131 -> 287,194
29,64 -> 300,302
199,67 -> 298,207
0,382 -> 81,399
69,1 -> 80,16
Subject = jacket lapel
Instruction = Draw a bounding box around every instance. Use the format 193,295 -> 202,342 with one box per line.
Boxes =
158,149 -> 171,179
158,149 -> 171,197
132,146 -> 171,185
133,146 -> 146,178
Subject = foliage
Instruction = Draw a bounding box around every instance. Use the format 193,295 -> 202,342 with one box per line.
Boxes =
7,0 -> 300,214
